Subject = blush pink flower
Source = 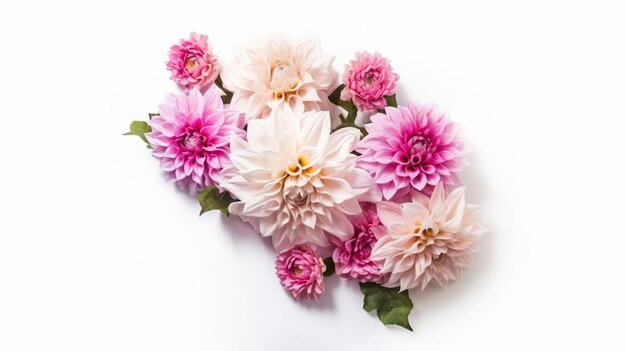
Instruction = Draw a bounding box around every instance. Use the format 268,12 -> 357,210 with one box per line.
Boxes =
166,33 -> 219,92
275,247 -> 326,300
370,183 -> 485,291
221,35 -> 339,123
340,52 -> 399,112
332,203 -> 384,283
146,87 -> 245,195
222,108 -> 380,252
356,102 -> 464,200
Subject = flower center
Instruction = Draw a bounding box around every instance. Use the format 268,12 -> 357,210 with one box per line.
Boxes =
185,58 -> 197,71
270,62 -> 301,100
285,154 -> 315,176
408,135 -> 430,155
292,265 -> 303,276
285,187 -> 309,207
404,134 -> 431,166
423,228 -> 435,237
181,130 -> 204,151
365,73 -> 376,87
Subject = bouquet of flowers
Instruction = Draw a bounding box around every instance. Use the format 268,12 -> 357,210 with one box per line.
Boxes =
125,33 -> 486,331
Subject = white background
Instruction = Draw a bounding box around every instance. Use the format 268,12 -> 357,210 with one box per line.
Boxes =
1,0 -> 625,350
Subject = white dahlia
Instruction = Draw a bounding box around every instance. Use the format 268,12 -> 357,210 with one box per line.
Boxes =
370,183 -> 485,291
221,35 -> 339,123
222,109 -> 380,252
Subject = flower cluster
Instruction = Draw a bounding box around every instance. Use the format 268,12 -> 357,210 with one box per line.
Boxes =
125,32 -> 485,331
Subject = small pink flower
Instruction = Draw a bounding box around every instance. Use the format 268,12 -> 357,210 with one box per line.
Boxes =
166,33 -> 218,92
146,87 -> 245,195
356,102 -> 464,200
275,247 -> 326,300
340,51 -> 399,112
332,203 -> 384,283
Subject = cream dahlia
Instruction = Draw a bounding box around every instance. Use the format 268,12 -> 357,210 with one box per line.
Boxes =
370,183 -> 484,291
222,109 -> 381,252
220,35 -> 339,122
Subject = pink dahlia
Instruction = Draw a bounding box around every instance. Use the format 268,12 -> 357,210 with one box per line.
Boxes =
275,247 -> 326,300
166,32 -> 219,92
340,51 -> 399,112
356,102 -> 464,200
146,87 -> 245,195
332,203 -> 384,283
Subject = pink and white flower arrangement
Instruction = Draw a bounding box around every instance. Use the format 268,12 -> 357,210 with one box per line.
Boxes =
341,51 -> 399,112
125,32 -> 485,331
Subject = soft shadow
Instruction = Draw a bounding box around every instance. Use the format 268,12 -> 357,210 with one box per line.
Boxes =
300,275 -> 340,311
218,214 -> 276,255
219,214 -> 338,311
407,150 -> 497,329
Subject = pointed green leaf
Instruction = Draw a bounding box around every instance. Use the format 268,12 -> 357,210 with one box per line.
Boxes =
123,120 -> 152,145
360,282 -> 414,331
384,94 -> 398,108
322,257 -> 335,277
198,186 -> 234,216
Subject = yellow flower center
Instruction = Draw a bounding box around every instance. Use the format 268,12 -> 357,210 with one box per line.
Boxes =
186,58 -> 197,71
286,154 -> 315,176
270,62 -> 301,101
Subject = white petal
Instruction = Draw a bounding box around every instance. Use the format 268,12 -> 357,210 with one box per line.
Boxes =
377,202 -> 404,228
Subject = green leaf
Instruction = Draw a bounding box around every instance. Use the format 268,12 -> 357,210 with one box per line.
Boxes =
198,186 -> 234,216
360,282 -> 414,331
322,257 -> 335,277
215,75 -> 233,105
123,120 -> 152,145
384,94 -> 398,108
327,84 -> 368,137
328,84 -> 345,105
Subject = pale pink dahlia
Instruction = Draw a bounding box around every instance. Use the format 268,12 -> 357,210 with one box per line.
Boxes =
222,108 -> 380,252
332,203 -> 384,283
166,32 -> 219,92
356,102 -> 464,200
340,51 -> 399,112
275,247 -> 326,300
146,87 -> 245,195
221,35 -> 339,122
370,183 -> 485,291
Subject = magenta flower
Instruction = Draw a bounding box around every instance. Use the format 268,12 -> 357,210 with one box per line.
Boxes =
166,33 -> 219,92
332,203 -> 384,283
340,51 -> 399,112
146,87 -> 245,195
275,247 -> 326,300
356,102 -> 464,200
